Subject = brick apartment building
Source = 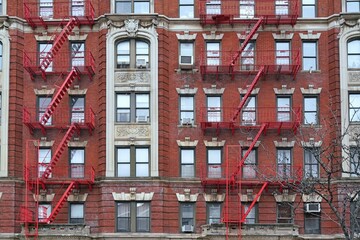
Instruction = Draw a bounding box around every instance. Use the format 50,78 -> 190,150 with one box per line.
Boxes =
0,0 -> 359,239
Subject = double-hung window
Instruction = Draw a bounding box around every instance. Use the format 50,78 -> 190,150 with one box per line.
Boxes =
276,41 -> 290,65
181,203 -> 195,232
115,0 -> 150,14
349,93 -> 360,122
275,0 -> 289,15
277,96 -> 291,122
277,202 -> 293,223
116,93 -> 150,123
38,203 -> 51,220
179,0 -> 194,18
302,0 -> 316,18
241,41 -> 255,70
70,96 -> 85,123
179,42 -> 194,67
351,201 -> 360,234
207,96 -> 221,122
72,0 -> 85,16
241,96 -> 256,125
207,203 -> 221,224
277,148 -> 292,178
304,211 -> 321,234
303,96 -> 318,125
117,202 -> 150,232
116,39 -> 150,69
302,41 -> 317,71
38,148 -> 52,178
206,42 -> 220,65
70,148 -> 85,178
207,148 -> 222,178
350,147 -> 360,177
39,0 -> 53,18
179,95 -> 194,125
206,0 -> 221,15
69,203 -> 84,223
116,147 -> 150,177
347,0 -> 360,12
71,42 -> 85,68
304,148 -> 319,178
348,39 -> 360,69
38,96 -> 52,125
39,42 -> 53,72
180,148 -> 195,178
242,149 -> 257,179
243,203 -> 258,224
239,0 -> 254,18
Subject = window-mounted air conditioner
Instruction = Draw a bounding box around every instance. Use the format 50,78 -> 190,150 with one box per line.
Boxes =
305,203 -> 321,213
181,118 -> 193,125
136,115 -> 148,123
182,225 -> 194,233
179,55 -> 193,69
136,58 -> 147,68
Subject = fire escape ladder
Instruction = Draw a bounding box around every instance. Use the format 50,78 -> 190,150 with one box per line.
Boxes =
46,181 -> 77,223
231,66 -> 265,122
40,123 -> 80,181
240,182 -> 268,222
39,18 -> 79,72
230,17 -> 264,66
39,68 -> 81,125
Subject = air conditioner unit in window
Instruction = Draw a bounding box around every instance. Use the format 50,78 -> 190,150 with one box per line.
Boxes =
182,225 -> 194,233
181,118 -> 193,125
305,203 -> 321,213
136,58 -> 147,68
136,115 -> 148,123
179,56 -> 193,69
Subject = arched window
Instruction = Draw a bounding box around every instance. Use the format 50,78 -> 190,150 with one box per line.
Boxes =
116,39 -> 149,69
348,39 -> 360,69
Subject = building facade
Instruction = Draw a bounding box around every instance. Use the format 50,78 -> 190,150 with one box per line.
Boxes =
0,0 -> 358,239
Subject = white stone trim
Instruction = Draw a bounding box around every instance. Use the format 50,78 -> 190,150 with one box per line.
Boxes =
0,27 -> 10,176
68,34 -> 88,41
300,85 -> 322,94
177,138 -> 198,147
67,193 -> 88,202
274,190 -> 296,202
274,139 -> 295,147
34,88 -> 55,95
68,141 -> 88,147
204,138 -> 225,147
272,32 -> 294,40
176,32 -> 197,41
114,86 -> 151,92
35,35 -> 53,41
68,89 -> 88,95
112,189 -> 154,201
299,31 -> 321,40
237,33 -> 258,40
302,193 -> 322,203
273,86 -> 295,95
239,140 -> 261,148
176,189 -> 199,202
240,189 -> 261,202
203,191 -> 225,202
106,21 -> 159,177
203,86 -> 225,95
176,87 -> 198,95
238,88 -> 260,95
202,32 -> 224,40
301,140 -> 322,148
33,193 -> 55,202
34,140 -> 55,147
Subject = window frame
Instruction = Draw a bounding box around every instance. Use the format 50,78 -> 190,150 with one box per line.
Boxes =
206,0 -> 221,15
243,203 -> 258,224
115,0 -> 150,14
349,93 -> 360,123
275,41 -> 291,65
277,202 -> 293,223
70,95 -> 85,123
179,95 -> 195,125
179,0 -> 194,18
70,41 -> 85,68
302,0 -> 316,18
116,201 -> 151,232
277,148 -> 292,178
240,40 -> 255,70
38,42 -> 53,72
69,203 -> 85,224
207,147 -> 222,178
116,39 -> 150,69
206,42 -> 221,66
304,211 -> 321,234
38,147 -> 52,178
179,41 -> 194,67
302,41 -> 318,71
304,147 -> 320,178
241,95 -> 257,125
351,200 -> 360,235
180,203 -> 195,233
276,95 -> 292,122
71,0 -> 85,16
206,95 -> 222,122
207,202 -> 222,224
37,96 -> 52,125
39,0 -> 54,18
275,0 -> 289,15
116,146 -> 150,177
303,95 -> 319,125
116,92 -> 150,123
239,0 -> 255,19
180,148 -> 195,178
350,147 -> 360,177
242,148 -> 257,179
38,203 -> 52,220
69,148 -> 85,178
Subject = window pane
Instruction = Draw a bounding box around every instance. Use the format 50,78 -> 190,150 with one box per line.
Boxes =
181,149 -> 194,164
137,202 -> 150,217
117,41 -> 130,54
182,204 -> 194,218
182,165 -> 194,177
180,97 -> 194,111
71,204 -> 84,218
136,41 -> 149,55
277,149 -> 291,164
136,164 -> 149,176
70,149 -> 84,164
117,148 -> 130,163
136,148 -> 149,162
118,164 -> 130,177
302,6 -> 315,18
208,97 -> 221,108
118,203 -> 130,217
277,98 -> 290,108
117,94 -> 130,108
180,0 -> 194,3
180,43 -> 193,56
116,2 -> 131,13
303,43 -> 316,56
304,98 -> 317,111
180,6 -> 194,18
208,149 -> 221,163
134,1 -> 150,13
136,94 -> 149,108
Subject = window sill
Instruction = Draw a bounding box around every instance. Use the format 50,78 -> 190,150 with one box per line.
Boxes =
301,124 -> 322,128
115,122 -> 151,125
177,124 -> 197,128
301,70 -> 321,73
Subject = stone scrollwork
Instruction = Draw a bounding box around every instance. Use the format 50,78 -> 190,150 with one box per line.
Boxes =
348,72 -> 360,83
125,19 -> 139,37
115,71 -> 150,84
115,125 -> 150,139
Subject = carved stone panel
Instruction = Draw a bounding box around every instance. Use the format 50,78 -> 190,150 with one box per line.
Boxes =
348,72 -> 360,83
115,71 -> 150,84
115,125 -> 151,139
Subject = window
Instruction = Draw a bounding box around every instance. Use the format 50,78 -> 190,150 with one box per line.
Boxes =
72,0 -> 85,16
277,148 -> 292,178
304,148 -> 319,178
239,0 -> 254,18
71,42 -> 85,67
349,93 -> 360,122
179,42 -> 194,66
179,96 -> 194,125
302,42 -> 317,71
348,39 -> 360,69
206,42 -> 220,65
302,0 -> 316,18
0,42 -> 3,70
206,0 -> 221,15
117,202 -> 150,232
39,0 -> 53,18
116,147 -> 150,177
303,96 -> 318,125
207,96 -> 221,122
181,203 -> 194,232
242,148 -> 257,179
0,0 -> 2,15
276,41 -> 290,65
207,148 -> 222,178
347,0 -> 360,12
275,0 -> 288,15
69,203 -> 84,223
39,148 -> 51,178
180,148 -> 195,178
350,147 -> 360,177
304,212 -> 321,234
38,203 -> 51,220
115,0 -> 150,14
39,42 -> 53,72
116,39 -> 150,69
116,93 -> 150,123
38,96 -> 52,125
243,203 -> 258,224
351,201 -> 360,235
70,148 -> 85,178
241,96 -> 256,125
70,96 -> 85,123
277,96 -> 291,122
207,203 -> 221,224
179,0 -> 194,18
277,202 -> 293,223
241,41 -> 255,70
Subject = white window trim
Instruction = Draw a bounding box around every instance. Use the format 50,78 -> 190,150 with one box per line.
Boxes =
110,0 -> 154,14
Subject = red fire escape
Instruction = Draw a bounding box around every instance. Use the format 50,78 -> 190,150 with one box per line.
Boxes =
21,1 -> 95,239
199,1 -> 301,239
